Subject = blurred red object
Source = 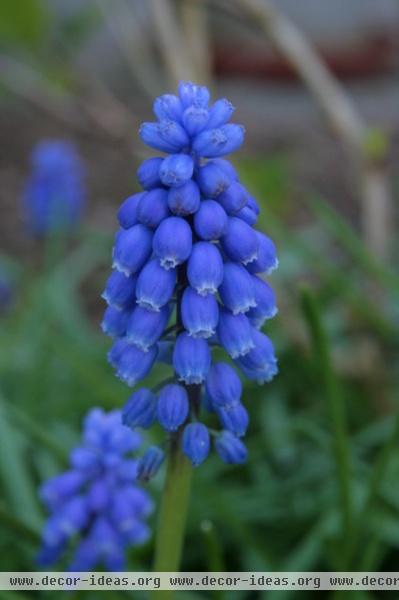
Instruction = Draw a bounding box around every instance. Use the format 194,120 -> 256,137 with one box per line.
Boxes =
212,0 -> 399,80
213,33 -> 397,80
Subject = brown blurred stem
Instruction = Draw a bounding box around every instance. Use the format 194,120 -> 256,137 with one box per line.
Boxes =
0,54 -> 85,130
223,0 -> 392,260
148,0 -> 199,87
0,54 -> 132,140
178,0 -> 212,85
95,0 -> 161,99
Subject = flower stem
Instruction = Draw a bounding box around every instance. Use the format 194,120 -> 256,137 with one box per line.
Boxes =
151,437 -> 193,600
153,437 -> 193,571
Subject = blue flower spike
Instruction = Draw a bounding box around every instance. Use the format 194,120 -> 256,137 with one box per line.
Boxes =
38,408 -> 153,570
23,140 -> 86,236
102,81 -> 278,471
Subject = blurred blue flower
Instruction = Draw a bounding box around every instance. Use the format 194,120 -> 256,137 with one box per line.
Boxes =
23,140 -> 86,236
102,82 -> 279,471
38,408 -> 153,571
0,269 -> 14,314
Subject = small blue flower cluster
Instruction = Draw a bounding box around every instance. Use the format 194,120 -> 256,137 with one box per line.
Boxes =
38,409 -> 153,570
0,269 -> 13,315
23,140 -> 86,236
102,82 -> 278,472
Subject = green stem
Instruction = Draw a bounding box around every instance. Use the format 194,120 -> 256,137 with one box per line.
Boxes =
300,287 -> 352,569
43,230 -> 68,274
151,439 -> 193,598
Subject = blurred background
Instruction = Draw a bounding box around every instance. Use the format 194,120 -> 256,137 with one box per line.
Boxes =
0,0 -> 398,597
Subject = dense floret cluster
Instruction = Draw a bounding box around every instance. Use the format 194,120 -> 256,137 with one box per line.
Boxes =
38,409 -> 153,570
23,140 -> 85,236
102,82 -> 278,471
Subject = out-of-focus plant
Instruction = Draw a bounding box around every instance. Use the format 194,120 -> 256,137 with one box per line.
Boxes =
0,0 -> 49,51
0,268 -> 14,315
22,140 -> 86,237
38,408 -> 153,570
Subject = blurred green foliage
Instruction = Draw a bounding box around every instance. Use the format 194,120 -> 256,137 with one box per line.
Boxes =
0,0 -> 49,50
0,155 -> 398,600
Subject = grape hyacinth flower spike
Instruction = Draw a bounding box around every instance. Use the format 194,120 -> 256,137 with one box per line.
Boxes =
38,408 -> 153,571
101,81 -> 278,571
102,80 -> 278,469
23,140 -> 86,236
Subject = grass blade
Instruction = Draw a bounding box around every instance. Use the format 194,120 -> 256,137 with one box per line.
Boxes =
0,394 -> 42,529
300,287 -> 352,568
